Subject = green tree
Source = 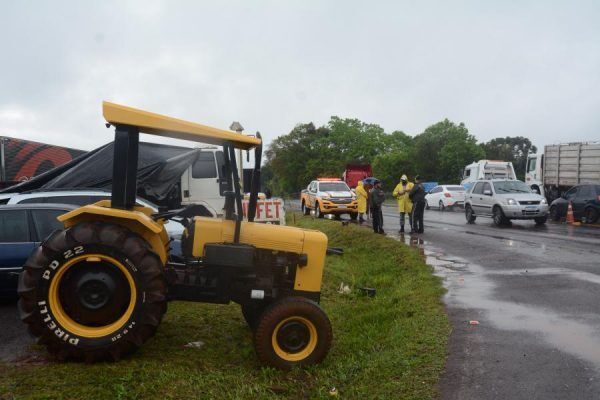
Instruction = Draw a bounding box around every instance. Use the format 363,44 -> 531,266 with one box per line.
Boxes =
482,137 -> 537,180
372,151 -> 415,191
412,119 -> 484,183
264,117 -> 397,194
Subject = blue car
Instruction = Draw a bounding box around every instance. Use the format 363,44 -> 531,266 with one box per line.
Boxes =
0,203 -> 76,298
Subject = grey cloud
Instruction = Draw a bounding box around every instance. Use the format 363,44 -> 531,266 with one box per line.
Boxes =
1,0 -> 599,154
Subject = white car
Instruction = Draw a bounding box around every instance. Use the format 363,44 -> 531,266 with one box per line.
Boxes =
0,190 -> 217,238
425,185 -> 467,210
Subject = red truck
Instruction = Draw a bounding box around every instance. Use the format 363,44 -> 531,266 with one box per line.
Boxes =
342,164 -> 372,189
0,137 -> 85,189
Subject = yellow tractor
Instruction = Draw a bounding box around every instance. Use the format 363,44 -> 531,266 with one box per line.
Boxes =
18,102 -> 332,369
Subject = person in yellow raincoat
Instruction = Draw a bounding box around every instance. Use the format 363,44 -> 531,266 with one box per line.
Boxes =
392,174 -> 414,233
355,180 -> 368,223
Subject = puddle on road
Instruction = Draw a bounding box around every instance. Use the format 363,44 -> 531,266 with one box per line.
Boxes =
388,232 -> 600,368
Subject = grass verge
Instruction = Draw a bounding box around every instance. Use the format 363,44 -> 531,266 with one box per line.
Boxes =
0,215 -> 449,400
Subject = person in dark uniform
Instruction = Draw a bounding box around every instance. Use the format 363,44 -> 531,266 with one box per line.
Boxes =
409,175 -> 426,233
369,180 -> 385,234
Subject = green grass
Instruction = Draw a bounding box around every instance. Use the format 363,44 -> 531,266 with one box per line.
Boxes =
0,215 -> 449,400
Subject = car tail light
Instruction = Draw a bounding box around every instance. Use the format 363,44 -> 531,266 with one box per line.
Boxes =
444,193 -> 452,198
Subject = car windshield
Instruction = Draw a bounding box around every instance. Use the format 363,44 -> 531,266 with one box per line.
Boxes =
493,181 -> 531,194
446,186 -> 465,191
319,182 -> 350,192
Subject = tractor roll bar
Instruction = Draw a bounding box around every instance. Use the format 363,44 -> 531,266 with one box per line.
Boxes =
227,144 -> 244,243
112,125 -> 140,209
247,132 -> 262,223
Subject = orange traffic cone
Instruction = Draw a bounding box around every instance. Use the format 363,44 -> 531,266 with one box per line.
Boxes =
566,202 -> 575,224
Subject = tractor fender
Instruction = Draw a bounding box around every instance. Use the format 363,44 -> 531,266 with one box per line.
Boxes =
57,201 -> 170,264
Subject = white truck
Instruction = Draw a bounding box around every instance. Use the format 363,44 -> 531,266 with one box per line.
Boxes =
180,146 -> 285,224
461,160 -> 516,190
525,142 -> 600,201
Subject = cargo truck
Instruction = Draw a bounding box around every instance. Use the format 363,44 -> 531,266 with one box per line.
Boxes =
342,164 -> 372,189
525,142 -> 600,201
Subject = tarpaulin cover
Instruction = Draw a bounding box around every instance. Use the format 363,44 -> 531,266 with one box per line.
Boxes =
0,142 -> 200,205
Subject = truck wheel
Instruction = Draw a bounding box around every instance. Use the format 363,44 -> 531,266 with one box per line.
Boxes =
534,216 -> 547,225
315,203 -> 324,219
465,205 -> 476,224
253,297 -> 332,370
349,212 -> 358,220
585,207 -> 599,224
301,202 -> 310,216
18,222 -> 167,362
493,206 -> 508,226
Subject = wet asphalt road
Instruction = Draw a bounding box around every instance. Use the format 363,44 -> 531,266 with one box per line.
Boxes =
383,204 -> 600,399
2,203 -> 600,399
291,200 -> 600,399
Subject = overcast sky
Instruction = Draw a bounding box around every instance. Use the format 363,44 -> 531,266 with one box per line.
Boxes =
1,0 -> 599,154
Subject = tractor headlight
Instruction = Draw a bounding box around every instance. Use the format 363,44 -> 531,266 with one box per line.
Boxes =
506,198 -> 517,205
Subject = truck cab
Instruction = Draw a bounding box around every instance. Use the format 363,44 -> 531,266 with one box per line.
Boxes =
461,160 -> 516,190
180,147 -> 285,224
525,153 -> 544,196
180,146 -> 228,212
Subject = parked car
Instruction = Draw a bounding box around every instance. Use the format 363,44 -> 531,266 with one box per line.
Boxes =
425,185 -> 466,210
0,203 -> 76,298
549,184 -> 600,223
0,189 -> 210,238
464,179 -> 549,226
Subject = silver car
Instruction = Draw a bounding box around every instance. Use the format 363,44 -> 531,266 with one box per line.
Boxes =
465,179 -> 549,226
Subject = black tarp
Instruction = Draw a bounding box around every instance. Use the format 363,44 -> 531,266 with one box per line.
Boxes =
0,142 -> 201,207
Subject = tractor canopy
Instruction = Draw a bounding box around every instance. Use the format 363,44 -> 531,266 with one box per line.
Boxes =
103,102 -> 261,150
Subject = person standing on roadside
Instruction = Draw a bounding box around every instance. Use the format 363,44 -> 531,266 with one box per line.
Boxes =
369,180 -> 385,234
355,180 -> 368,223
409,175 -> 426,233
392,174 -> 414,233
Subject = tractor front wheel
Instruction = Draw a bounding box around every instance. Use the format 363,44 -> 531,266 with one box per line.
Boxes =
253,297 -> 332,370
18,222 -> 167,362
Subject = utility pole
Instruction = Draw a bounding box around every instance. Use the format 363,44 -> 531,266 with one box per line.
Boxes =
229,122 -> 244,192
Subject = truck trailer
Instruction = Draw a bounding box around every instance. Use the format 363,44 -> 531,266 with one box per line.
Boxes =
342,164 -> 372,189
526,142 -> 600,201
0,136 -> 85,189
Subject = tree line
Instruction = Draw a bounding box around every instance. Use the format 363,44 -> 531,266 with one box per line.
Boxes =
262,117 -> 536,194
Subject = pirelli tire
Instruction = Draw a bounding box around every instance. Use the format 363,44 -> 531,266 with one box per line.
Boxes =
253,296 -> 332,370
17,222 -> 167,362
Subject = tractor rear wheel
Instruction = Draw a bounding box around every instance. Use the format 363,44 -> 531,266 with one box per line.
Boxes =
253,296 -> 332,370
18,222 -> 167,362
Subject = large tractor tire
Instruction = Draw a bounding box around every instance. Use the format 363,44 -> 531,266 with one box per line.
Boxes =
18,222 -> 167,362
253,297 -> 332,370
